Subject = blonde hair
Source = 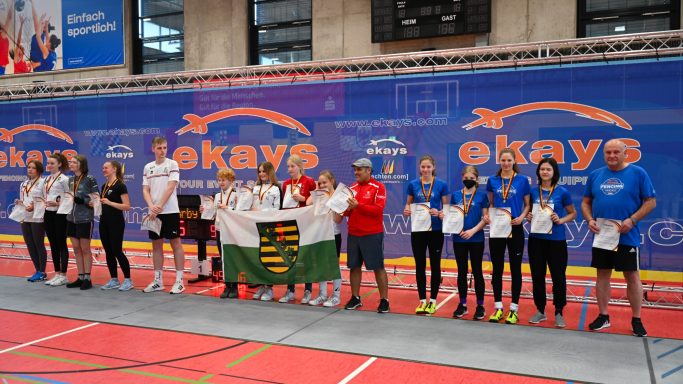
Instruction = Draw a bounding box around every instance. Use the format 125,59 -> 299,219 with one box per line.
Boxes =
216,168 -> 236,181
318,169 -> 337,189
288,155 -> 305,175
151,136 -> 167,147
461,165 -> 479,179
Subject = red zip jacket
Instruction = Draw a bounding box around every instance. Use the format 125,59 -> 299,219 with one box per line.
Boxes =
346,178 -> 386,236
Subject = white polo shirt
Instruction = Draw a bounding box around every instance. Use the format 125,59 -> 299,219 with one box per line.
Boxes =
143,158 -> 180,214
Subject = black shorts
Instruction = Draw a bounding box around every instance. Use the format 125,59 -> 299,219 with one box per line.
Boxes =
591,245 -> 640,272
66,221 -> 93,239
148,213 -> 181,240
347,233 -> 384,271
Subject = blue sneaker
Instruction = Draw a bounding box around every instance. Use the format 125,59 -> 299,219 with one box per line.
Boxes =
37,272 -> 47,281
27,272 -> 42,282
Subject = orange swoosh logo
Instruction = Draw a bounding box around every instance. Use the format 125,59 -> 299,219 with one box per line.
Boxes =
175,108 -> 311,136
463,102 -> 632,131
0,124 -> 74,144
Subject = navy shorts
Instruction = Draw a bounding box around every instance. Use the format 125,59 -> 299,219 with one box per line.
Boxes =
149,213 -> 181,240
591,245 -> 640,272
347,233 -> 384,271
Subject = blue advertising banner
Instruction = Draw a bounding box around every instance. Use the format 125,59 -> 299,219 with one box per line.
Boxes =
0,58 -> 681,273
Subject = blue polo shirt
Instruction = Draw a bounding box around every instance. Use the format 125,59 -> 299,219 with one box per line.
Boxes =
486,174 -> 530,218
407,177 -> 449,232
584,165 -> 655,247
529,185 -> 573,241
451,188 -> 489,243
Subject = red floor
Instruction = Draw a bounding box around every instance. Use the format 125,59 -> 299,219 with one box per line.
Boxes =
0,310 -> 570,384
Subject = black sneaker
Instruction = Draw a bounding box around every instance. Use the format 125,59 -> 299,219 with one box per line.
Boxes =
66,279 -> 83,288
220,285 -> 230,299
344,295 -> 362,310
377,298 -> 390,313
632,318 -> 647,337
228,287 -> 238,299
474,305 -> 486,320
79,280 -> 92,290
588,314 -> 610,331
453,304 -> 468,318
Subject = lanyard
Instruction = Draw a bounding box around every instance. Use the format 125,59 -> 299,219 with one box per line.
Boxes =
23,178 -> 39,199
420,177 -> 435,202
462,188 -> 475,215
258,184 -> 274,202
539,185 -> 555,209
102,179 -> 118,198
72,174 -> 85,195
501,172 -> 515,203
221,187 -> 234,205
45,173 -> 62,195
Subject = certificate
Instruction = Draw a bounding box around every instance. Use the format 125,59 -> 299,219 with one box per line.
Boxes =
311,189 -> 331,216
530,203 -> 554,234
57,192 -> 74,215
442,204 -> 465,234
282,184 -> 299,209
200,195 -> 216,220
592,218 -> 621,251
141,215 -> 162,235
235,186 -> 254,211
489,207 -> 512,238
89,193 -> 102,217
326,183 -> 354,214
9,203 -> 27,223
411,203 -> 432,232
32,197 -> 46,219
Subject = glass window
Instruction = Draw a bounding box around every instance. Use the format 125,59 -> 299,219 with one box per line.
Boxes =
578,0 -> 679,38
136,0 -> 185,74
250,0 -> 312,65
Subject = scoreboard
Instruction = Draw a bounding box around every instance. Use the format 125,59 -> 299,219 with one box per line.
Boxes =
177,195 -> 216,241
371,0 -> 491,43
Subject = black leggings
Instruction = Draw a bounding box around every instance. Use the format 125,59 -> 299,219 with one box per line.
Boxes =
411,231 -> 444,300
100,216 -> 130,279
44,211 -> 68,273
489,224 -> 525,304
453,242 -> 485,304
217,231 -> 236,289
21,222 -> 47,273
528,237 -> 567,312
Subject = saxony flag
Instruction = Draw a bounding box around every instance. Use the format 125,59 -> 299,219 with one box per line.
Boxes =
216,205 -> 341,284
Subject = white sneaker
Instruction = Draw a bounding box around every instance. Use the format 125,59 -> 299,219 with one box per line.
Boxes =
301,290 -> 312,304
278,290 -> 295,303
143,280 -> 164,293
323,296 -> 341,307
253,285 -> 266,300
50,275 -> 68,287
44,275 -> 58,285
119,279 -> 134,291
170,281 -> 185,294
308,295 -> 327,306
260,287 -> 274,301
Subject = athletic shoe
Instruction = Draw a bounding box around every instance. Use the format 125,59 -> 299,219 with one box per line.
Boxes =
424,301 -> 436,315
227,287 -> 238,299
301,290 -> 312,304
555,313 -> 566,328
44,275 -> 58,285
220,285 -> 230,299
489,308 -> 504,322
505,311 -> 519,324
377,298 -> 390,313
474,305 -> 486,320
529,311 -> 547,324
415,301 -> 427,315
66,279 -> 83,288
278,290 -> 295,303
38,272 -> 47,281
143,280 -> 164,293
27,272 -> 42,282
170,281 -> 185,294
308,295 -> 327,306
323,296 -> 341,307
453,304 -> 468,318
253,285 -> 266,300
118,279 -> 134,291
588,314 -> 610,331
632,318 -> 647,337
101,279 -> 121,290
80,280 -> 93,290
260,287 -> 274,301
344,295 -> 362,310
50,275 -> 68,287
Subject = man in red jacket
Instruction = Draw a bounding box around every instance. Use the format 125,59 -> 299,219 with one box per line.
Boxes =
344,158 -> 390,313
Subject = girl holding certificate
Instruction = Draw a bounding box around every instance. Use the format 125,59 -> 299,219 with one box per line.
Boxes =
403,155 -> 449,315
526,158 -> 575,328
306,170 -> 344,307
447,166 -> 489,320
65,155 -> 99,290
279,155 -> 317,304
251,161 -> 281,301
19,160 -> 47,282
485,148 -> 530,324
43,153 -> 71,287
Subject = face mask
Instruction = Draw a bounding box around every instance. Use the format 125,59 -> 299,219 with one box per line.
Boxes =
463,179 -> 477,189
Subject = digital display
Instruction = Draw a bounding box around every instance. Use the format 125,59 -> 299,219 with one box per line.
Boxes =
178,196 -> 216,241
371,0 -> 491,43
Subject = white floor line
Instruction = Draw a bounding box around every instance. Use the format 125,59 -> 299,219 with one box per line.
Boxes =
338,356 -> 377,384
196,285 -> 224,294
436,292 -> 457,310
0,322 -> 99,355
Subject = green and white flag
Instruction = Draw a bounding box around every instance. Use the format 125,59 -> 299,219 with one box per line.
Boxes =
217,205 -> 341,284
